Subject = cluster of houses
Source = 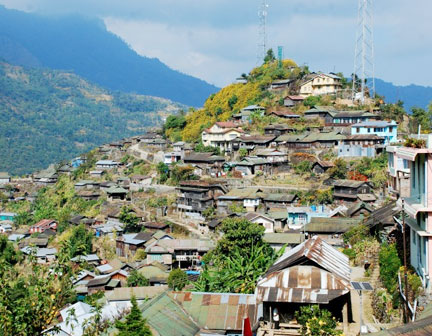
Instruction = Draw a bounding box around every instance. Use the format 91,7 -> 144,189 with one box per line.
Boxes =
4,70 -> 432,335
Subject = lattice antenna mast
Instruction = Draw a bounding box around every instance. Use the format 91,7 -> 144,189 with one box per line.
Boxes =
257,0 -> 269,64
352,0 -> 375,104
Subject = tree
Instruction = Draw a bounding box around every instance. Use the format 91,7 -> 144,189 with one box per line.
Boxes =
0,257 -> 75,335
328,158 -> 347,179
156,162 -> 169,183
295,305 -> 342,336
60,224 -> 93,258
127,270 -> 149,287
0,235 -> 22,266
294,161 -> 312,175
115,296 -> 152,336
194,142 -> 221,155
379,243 -> 401,299
194,244 -> 277,294
228,94 -> 238,110
168,268 -> 188,290
170,164 -> 196,184
238,148 -> 248,159
164,115 -> 186,133
195,218 -> 277,294
119,207 -> 141,233
263,49 -> 276,64
214,218 -> 272,259
380,101 -> 406,123
303,95 -> 322,108
411,106 -> 431,132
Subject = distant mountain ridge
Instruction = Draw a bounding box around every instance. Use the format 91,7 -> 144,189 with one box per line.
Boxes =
374,78 -> 432,112
0,60 -> 184,176
0,6 -> 219,106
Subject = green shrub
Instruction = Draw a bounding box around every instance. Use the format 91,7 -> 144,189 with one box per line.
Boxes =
295,305 -> 342,336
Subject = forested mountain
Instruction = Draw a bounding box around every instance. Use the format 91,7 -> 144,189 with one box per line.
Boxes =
375,78 -> 432,112
0,61 -> 184,175
0,6 -> 218,106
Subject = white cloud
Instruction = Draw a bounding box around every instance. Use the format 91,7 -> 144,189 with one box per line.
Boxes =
1,0 -> 432,86
104,17 -> 257,86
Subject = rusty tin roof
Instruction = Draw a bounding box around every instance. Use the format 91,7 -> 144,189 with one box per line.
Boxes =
170,291 -> 257,331
266,236 -> 351,282
256,265 -> 351,304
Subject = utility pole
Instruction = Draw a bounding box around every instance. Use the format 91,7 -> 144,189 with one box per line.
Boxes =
402,199 -> 410,322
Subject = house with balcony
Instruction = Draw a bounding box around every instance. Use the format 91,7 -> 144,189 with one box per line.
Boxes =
299,73 -> 343,97
331,179 -> 375,202
176,180 -> 228,221
145,239 -> 214,269
395,135 -> 432,292
303,106 -> 338,124
264,124 -> 295,136
232,105 -> 266,121
331,110 -> 378,126
351,120 -> 398,144
201,121 -> 244,152
231,134 -> 276,151
216,187 -> 266,214
387,145 -> 410,197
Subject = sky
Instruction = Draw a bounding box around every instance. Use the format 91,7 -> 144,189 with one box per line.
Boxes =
0,0 -> 430,88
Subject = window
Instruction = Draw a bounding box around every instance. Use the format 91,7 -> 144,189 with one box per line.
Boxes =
368,128 -> 371,133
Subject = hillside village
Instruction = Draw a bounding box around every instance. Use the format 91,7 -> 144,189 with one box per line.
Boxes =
2,57 -> 432,336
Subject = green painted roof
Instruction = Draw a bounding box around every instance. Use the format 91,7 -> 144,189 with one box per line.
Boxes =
138,263 -> 170,280
305,217 -> 362,233
275,133 -> 308,142
140,292 -> 200,336
264,233 -> 305,244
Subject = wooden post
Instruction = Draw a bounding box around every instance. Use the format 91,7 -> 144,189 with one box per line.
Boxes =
342,301 -> 349,333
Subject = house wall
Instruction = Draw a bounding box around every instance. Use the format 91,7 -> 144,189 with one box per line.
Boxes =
338,144 -> 378,158
351,123 -> 397,144
251,218 -> 274,233
0,178 -> 10,184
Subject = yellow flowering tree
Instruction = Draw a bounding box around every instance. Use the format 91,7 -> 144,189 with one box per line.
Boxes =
295,305 -> 342,336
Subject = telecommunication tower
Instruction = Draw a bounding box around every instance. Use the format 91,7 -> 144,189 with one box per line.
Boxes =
352,0 -> 375,104
257,0 -> 269,64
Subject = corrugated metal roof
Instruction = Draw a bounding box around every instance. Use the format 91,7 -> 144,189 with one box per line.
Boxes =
257,265 -> 351,304
141,292 -> 200,336
371,315 -> 432,335
106,286 -> 168,302
331,179 -> 369,188
170,292 -> 257,331
305,217 -> 361,233
263,233 -> 304,244
266,236 -> 351,282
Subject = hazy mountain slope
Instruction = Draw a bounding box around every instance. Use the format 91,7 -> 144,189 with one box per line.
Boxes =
375,78 -> 432,112
0,61 -> 184,175
0,6 -> 218,106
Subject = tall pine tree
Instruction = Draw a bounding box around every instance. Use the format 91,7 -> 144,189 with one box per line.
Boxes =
115,295 -> 152,336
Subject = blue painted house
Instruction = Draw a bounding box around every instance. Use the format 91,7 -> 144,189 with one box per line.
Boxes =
71,157 -> 86,168
0,212 -> 17,222
351,120 -> 397,144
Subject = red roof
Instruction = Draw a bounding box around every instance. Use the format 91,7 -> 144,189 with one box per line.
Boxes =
33,219 -> 56,227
